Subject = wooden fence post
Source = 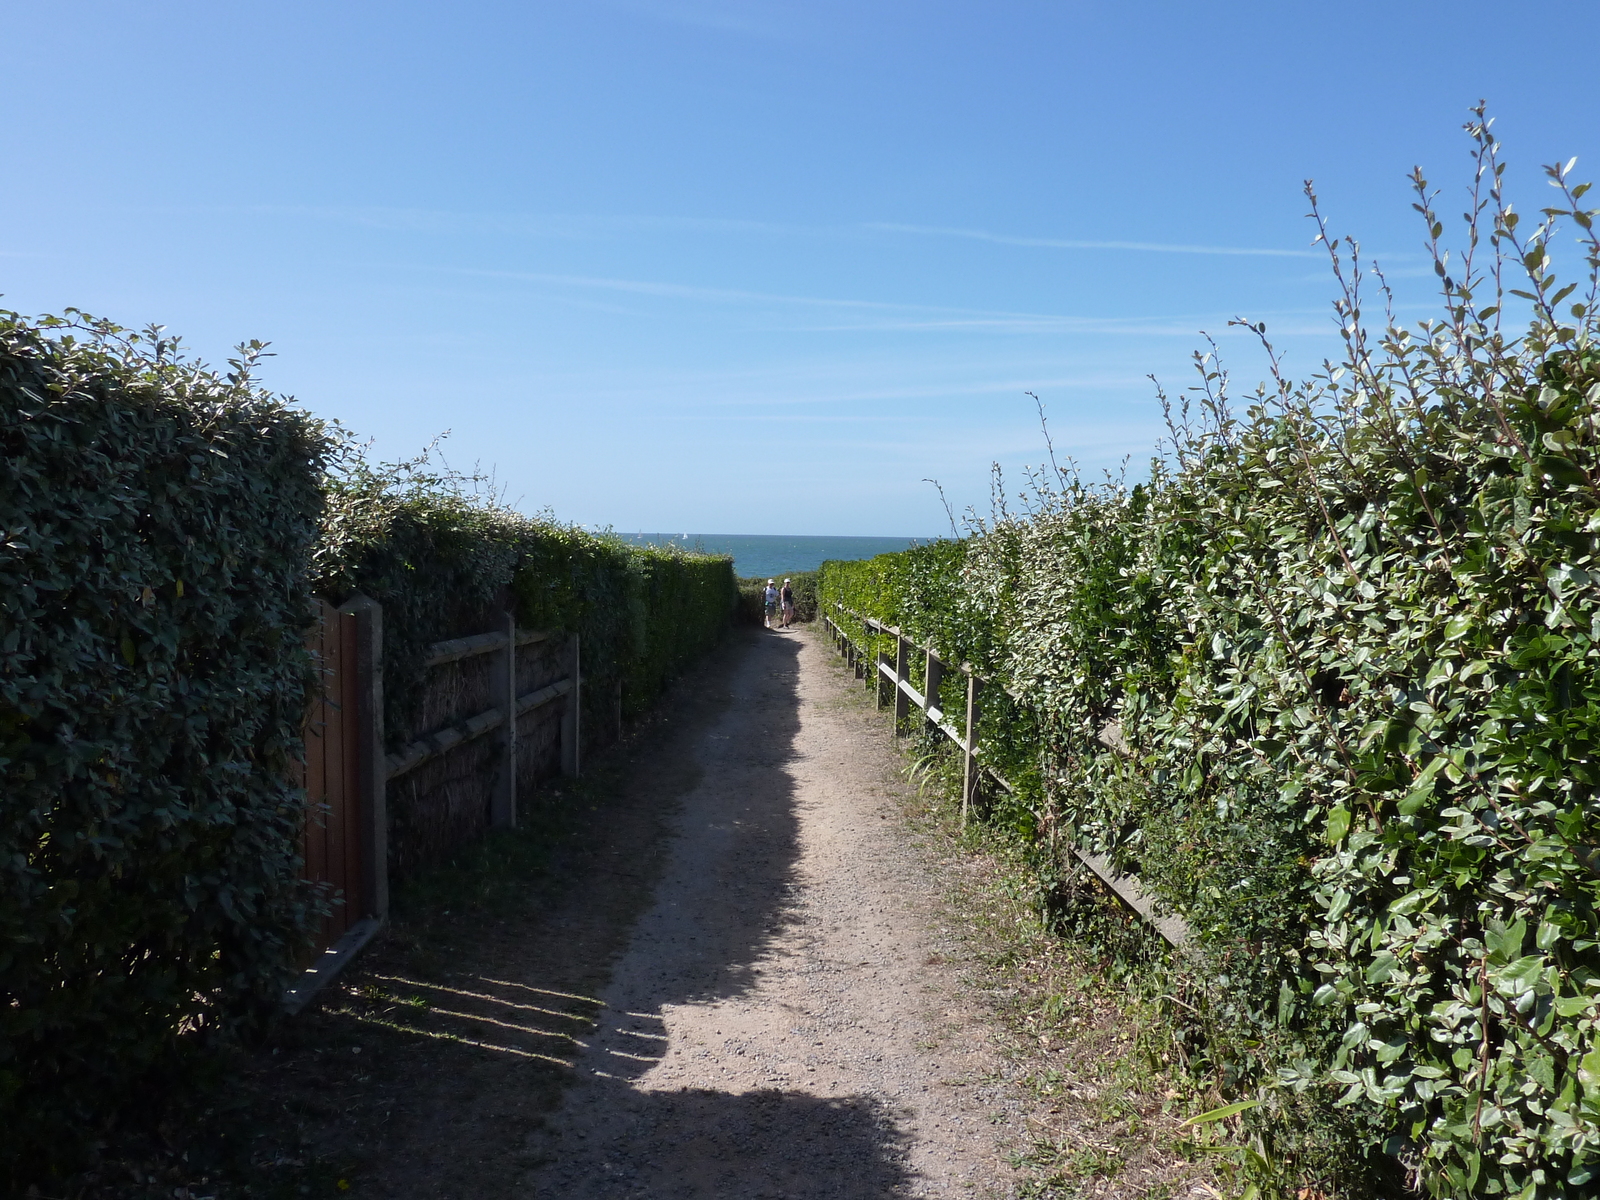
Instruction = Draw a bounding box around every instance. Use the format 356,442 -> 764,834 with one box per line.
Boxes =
561,633 -> 581,776
962,671 -> 979,829
924,650 -> 944,737
876,638 -> 889,709
893,634 -> 910,732
490,611 -> 517,829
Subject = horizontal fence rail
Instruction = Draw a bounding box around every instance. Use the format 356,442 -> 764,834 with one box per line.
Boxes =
823,604 -> 1189,948
390,621 -> 581,829
422,626 -> 553,668
384,677 -> 574,782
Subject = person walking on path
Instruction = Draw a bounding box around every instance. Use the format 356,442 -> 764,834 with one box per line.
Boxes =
780,579 -> 795,629
763,579 -> 779,629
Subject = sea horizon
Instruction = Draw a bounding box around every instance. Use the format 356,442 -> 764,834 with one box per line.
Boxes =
618,532 -> 942,579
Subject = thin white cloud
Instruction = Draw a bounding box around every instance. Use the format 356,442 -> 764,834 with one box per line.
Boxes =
426,263 -> 1335,337
781,316 -> 1332,336
442,264 -> 902,310
627,374 -> 1158,410
867,222 -> 1324,259
28,201 -> 1351,266
252,206 -> 817,241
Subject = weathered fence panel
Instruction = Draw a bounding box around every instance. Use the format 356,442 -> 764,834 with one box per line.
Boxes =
385,616 -> 580,878
289,603 -> 584,1006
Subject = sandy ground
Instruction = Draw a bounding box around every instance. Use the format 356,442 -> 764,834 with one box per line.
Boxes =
519,625 -> 1021,1198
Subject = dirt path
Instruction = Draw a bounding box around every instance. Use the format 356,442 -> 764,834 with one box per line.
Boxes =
520,626 -> 1021,1197
258,626 -> 1028,1198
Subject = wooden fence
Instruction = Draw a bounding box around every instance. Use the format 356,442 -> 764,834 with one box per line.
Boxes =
288,599 -> 583,1010
290,595 -> 386,1011
384,616 -> 581,878
821,604 -> 1189,948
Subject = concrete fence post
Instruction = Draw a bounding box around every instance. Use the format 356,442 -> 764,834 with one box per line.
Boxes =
561,633 -> 581,777
490,610 -> 517,830
339,592 -> 388,921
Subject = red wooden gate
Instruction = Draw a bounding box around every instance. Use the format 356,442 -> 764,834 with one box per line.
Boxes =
302,598 -> 366,952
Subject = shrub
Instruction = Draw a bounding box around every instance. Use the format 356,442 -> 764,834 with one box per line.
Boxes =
0,312 -> 330,1179
0,317 -> 737,1185
313,454 -> 737,745
821,113 -> 1600,1197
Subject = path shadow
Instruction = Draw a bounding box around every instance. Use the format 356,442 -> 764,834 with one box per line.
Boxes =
515,626 -> 917,1198
529,1085 -> 910,1199
257,627 -> 915,1198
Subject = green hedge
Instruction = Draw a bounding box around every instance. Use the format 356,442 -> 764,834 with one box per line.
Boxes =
822,122 -> 1600,1197
1,317 -> 736,1185
625,550 -> 741,706
0,313 -> 330,1179
313,456 -> 737,748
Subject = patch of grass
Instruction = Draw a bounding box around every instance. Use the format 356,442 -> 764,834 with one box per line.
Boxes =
388,770 -> 615,926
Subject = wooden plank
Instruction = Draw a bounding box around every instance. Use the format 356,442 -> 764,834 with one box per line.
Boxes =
893,636 -> 911,730
383,676 -> 576,783
490,612 -> 516,830
282,917 -> 383,1014
837,602 -> 1189,946
515,677 -> 573,716
561,634 -> 581,777
385,703 -> 508,781
424,629 -> 508,667
962,673 -> 977,827
975,763 -> 1188,946
339,593 -> 387,923
1073,849 -> 1189,947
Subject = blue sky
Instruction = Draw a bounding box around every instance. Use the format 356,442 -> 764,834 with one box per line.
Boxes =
4,2 -> 1598,536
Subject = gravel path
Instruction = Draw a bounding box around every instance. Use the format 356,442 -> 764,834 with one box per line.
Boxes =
521,626 -> 1021,1198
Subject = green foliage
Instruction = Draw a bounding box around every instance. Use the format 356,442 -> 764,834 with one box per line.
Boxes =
821,538 -> 1044,828
313,452 -> 737,741
1,315 -> 735,1187
821,114 -> 1600,1197
610,541 -> 739,712
0,311 -> 331,1180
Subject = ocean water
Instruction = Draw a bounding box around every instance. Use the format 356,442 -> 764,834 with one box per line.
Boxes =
619,533 -> 935,579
